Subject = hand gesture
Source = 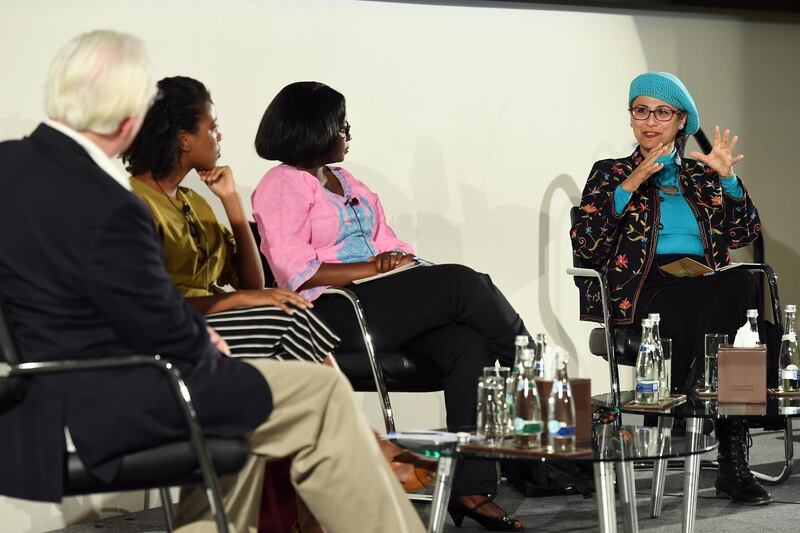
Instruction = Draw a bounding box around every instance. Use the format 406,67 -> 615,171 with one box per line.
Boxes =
198,166 -> 237,199
369,251 -> 414,273
621,143 -> 671,192
689,126 -> 743,178
240,288 -> 313,315
207,326 -> 231,356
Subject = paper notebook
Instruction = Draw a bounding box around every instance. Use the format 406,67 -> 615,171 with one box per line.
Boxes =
658,258 -> 758,278
352,262 -> 424,284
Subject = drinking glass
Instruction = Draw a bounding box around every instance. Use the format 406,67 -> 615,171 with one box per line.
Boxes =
476,375 -> 506,445
661,338 -> 672,398
704,334 -> 728,392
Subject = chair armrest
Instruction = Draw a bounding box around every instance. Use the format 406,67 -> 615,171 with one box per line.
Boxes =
740,263 -> 781,325
566,267 -> 603,281
8,355 -> 225,518
322,287 -> 395,433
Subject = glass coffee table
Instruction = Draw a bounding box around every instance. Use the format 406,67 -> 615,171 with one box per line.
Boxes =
593,390 -> 799,527
392,425 -> 716,533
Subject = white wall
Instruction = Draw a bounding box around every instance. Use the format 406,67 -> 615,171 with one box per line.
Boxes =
1,1 -> 798,530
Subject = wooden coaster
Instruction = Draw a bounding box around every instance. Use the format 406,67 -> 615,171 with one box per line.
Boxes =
624,394 -> 687,411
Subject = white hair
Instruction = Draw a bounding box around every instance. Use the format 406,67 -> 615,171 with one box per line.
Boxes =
45,30 -> 155,135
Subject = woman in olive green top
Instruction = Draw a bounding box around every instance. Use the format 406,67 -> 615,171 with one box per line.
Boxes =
123,76 -> 338,362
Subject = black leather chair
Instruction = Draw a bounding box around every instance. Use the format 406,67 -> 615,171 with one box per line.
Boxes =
249,222 -> 444,434
0,303 -> 249,533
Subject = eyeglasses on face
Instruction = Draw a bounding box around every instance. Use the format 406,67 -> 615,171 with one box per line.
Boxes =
339,121 -> 351,139
629,105 -> 683,122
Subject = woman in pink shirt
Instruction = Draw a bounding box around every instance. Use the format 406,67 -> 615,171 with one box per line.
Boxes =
252,82 -> 529,531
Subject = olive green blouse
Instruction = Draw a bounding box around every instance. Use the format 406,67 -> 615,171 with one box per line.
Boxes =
130,178 -> 238,297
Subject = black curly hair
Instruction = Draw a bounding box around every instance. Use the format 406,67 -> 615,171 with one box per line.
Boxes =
122,76 -> 211,179
254,81 -> 346,167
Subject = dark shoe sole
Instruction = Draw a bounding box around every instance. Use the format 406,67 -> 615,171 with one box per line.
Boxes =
715,488 -> 774,506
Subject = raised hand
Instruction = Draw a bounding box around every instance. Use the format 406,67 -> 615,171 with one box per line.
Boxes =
198,165 -> 237,199
689,126 -> 743,178
621,143 -> 671,192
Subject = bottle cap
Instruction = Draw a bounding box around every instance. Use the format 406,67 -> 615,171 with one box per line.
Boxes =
786,304 -> 797,314
648,312 -> 661,323
515,335 -> 529,346
520,348 -> 535,361
641,318 -> 653,327
746,309 -> 759,318
535,333 -> 547,343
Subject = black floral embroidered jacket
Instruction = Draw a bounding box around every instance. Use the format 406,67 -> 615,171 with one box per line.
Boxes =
570,148 -> 761,325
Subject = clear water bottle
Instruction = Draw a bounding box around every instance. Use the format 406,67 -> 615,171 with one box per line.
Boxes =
547,351 -> 576,453
532,338 -> 546,378
513,349 -> 543,449
747,309 -> 762,345
512,335 -> 529,374
779,305 -> 799,392
534,333 -> 548,378
635,318 -> 660,405
648,313 -> 668,400
507,335 -> 530,432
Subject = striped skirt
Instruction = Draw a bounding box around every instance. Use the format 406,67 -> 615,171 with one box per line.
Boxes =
206,305 -> 339,363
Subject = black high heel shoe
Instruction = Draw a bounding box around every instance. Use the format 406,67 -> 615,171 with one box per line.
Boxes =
447,498 -> 524,531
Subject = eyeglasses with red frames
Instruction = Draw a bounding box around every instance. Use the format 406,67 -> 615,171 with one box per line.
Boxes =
629,106 -> 683,122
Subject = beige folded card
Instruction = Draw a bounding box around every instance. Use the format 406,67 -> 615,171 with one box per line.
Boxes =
717,346 -> 767,404
659,258 -> 757,278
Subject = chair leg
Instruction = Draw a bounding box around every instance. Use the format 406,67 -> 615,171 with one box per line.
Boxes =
159,487 -> 175,532
752,417 -> 795,485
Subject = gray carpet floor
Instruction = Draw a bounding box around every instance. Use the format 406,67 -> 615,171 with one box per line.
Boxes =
50,426 -> 800,532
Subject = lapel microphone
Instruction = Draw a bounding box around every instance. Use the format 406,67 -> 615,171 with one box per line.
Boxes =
344,196 -> 359,207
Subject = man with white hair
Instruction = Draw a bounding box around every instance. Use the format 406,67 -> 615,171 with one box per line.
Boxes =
0,30 -> 424,533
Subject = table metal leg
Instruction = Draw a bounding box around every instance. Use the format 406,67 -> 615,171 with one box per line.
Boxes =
427,456 -> 457,533
594,462 -> 617,533
682,417 -> 702,533
752,417 -> 794,485
618,461 -> 639,532
650,416 -> 673,518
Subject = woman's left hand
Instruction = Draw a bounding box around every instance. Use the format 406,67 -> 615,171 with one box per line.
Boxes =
198,166 -> 237,199
689,125 -> 744,178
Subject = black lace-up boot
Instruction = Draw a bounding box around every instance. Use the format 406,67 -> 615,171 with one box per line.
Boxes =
715,419 -> 773,505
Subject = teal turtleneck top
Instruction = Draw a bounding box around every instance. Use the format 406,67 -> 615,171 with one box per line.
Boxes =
613,148 -> 743,256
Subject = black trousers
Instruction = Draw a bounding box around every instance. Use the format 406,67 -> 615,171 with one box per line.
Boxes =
633,255 -> 762,391
313,264 -> 529,496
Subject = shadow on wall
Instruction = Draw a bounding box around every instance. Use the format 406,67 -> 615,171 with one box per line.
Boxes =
537,174 -> 583,371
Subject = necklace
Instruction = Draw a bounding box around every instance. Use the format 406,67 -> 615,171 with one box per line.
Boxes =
657,184 -> 680,196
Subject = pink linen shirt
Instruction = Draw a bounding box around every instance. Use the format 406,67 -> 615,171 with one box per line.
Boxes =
252,164 -> 415,301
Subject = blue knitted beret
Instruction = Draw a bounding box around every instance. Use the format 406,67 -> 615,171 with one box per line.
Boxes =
629,72 -> 699,135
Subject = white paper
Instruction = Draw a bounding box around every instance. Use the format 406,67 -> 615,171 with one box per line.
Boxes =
733,321 -> 760,347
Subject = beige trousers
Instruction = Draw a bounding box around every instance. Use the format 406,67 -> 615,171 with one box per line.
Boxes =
174,359 -> 425,533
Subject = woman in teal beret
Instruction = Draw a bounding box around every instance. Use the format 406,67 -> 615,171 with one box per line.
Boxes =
571,71 -> 770,505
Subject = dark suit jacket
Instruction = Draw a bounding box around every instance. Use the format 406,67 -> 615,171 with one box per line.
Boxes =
0,124 -> 272,501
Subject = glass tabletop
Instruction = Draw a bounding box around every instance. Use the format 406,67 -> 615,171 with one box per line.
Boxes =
593,390 -> 800,419
390,425 -> 716,463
